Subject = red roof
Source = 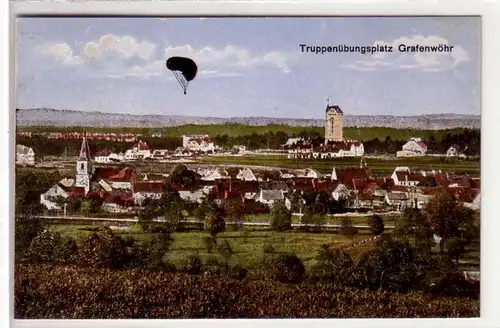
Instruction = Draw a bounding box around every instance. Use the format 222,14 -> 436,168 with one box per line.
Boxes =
94,148 -> 113,157
59,185 -> 85,197
133,182 -> 166,193
333,167 -> 370,189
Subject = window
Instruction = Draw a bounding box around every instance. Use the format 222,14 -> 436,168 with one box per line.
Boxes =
80,163 -> 85,171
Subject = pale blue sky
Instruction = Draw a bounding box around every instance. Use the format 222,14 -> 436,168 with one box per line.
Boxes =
16,17 -> 480,119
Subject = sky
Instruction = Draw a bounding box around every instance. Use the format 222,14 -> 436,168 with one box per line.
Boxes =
16,16 -> 481,119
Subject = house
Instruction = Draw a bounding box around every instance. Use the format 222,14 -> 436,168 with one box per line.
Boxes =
182,135 -> 215,153
284,137 -> 304,147
258,189 -> 285,207
391,167 -> 423,186
385,192 -> 411,211
236,168 -> 257,181
94,149 -> 113,164
16,144 -> 35,166
152,149 -> 169,159
151,132 -> 163,138
447,145 -> 467,158
397,137 -> 427,157
40,183 -> 85,210
355,192 -> 374,208
332,183 -> 351,201
295,168 -> 320,179
125,140 -> 151,160
101,194 -> 134,213
233,145 -> 247,153
132,182 -> 165,206
199,167 -> 230,181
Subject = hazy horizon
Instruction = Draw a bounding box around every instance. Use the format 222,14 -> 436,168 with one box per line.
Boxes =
16,17 -> 481,119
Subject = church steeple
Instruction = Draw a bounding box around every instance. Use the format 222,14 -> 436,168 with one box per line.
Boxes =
75,132 -> 92,194
79,132 -> 91,161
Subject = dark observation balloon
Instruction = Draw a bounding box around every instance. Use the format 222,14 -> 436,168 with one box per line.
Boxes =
166,56 -> 198,95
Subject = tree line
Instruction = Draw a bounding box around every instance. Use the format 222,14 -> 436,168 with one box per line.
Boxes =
16,128 -> 480,157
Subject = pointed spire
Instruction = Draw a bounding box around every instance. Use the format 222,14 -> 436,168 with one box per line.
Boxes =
79,131 -> 91,160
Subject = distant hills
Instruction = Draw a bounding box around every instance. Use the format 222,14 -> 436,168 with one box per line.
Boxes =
16,108 -> 480,130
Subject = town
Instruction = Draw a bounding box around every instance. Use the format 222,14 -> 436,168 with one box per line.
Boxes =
17,104 -> 480,218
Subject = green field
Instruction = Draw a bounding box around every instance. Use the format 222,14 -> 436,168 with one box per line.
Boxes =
199,155 -> 480,177
17,124 -> 471,141
49,224 -> 367,270
48,222 -> 478,271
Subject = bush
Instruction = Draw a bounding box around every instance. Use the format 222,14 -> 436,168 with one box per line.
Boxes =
15,217 -> 44,261
340,218 -> 358,238
263,242 -> 275,254
370,215 -> 385,236
270,201 -> 292,232
14,264 -> 480,319
204,213 -> 226,238
184,256 -> 203,274
217,240 -> 233,264
311,244 -> 353,284
76,228 -> 130,269
202,236 -> 217,253
23,230 -> 78,264
271,253 -> 305,284
122,235 -> 136,248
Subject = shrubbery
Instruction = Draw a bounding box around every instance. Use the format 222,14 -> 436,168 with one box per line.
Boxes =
14,263 -> 479,319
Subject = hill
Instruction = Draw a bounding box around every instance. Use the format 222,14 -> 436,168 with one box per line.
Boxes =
16,108 -> 480,130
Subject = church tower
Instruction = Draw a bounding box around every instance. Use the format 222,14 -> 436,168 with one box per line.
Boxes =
75,133 -> 92,194
324,99 -> 344,144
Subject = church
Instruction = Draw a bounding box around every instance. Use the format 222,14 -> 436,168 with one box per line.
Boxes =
286,102 -> 364,159
39,134 -> 137,211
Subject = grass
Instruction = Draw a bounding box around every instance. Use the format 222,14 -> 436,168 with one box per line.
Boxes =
198,155 -> 480,177
17,124 -> 473,142
245,213 -> 398,227
48,224 -> 366,270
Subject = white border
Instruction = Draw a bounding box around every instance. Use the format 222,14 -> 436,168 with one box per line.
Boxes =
4,1 -> 500,328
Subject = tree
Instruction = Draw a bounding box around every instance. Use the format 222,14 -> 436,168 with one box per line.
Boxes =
445,237 -> 465,264
270,201 -> 292,232
311,244 -> 353,284
223,200 -> 244,229
169,164 -> 201,188
393,208 -> 434,254
204,211 -> 226,239
271,253 -> 305,284
423,190 -> 475,252
14,216 -> 44,262
217,240 -> 233,267
370,215 -> 385,236
340,218 -> 358,238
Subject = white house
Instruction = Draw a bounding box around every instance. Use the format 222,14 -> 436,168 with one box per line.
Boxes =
391,167 -> 423,186
236,168 -> 257,181
400,137 -> 427,156
16,144 -> 35,166
40,183 -> 85,210
132,182 -> 165,206
447,145 -> 467,158
332,184 -> 351,201
125,140 -> 151,160
178,190 -> 205,203
295,168 -> 320,179
258,189 -> 284,207
199,167 -> 230,181
94,149 -> 113,164
182,135 -> 215,153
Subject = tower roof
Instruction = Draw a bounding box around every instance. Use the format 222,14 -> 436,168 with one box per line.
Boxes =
326,105 -> 343,114
79,133 -> 91,160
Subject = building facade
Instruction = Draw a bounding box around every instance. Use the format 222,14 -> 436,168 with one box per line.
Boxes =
325,105 -> 344,144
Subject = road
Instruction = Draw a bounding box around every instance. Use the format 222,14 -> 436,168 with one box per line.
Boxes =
35,215 -> 396,229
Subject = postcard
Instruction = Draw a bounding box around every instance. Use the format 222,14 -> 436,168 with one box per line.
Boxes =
14,16 -> 480,319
